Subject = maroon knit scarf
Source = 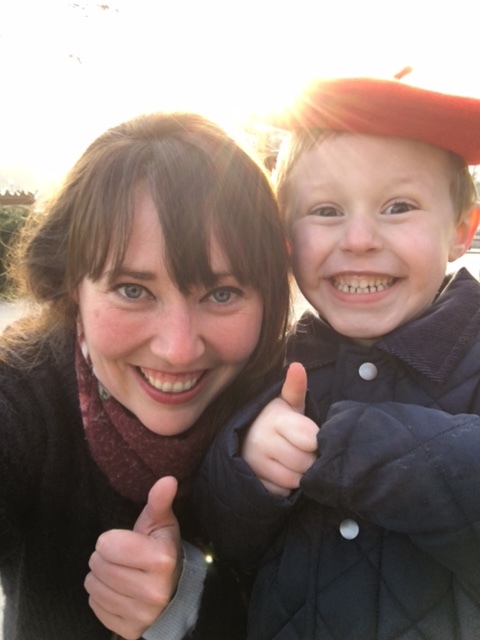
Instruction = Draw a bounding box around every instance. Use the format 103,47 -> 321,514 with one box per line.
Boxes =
75,340 -> 217,505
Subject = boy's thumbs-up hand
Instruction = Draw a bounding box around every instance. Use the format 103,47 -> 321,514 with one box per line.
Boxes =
242,363 -> 319,497
85,476 -> 183,640
280,361 -> 307,413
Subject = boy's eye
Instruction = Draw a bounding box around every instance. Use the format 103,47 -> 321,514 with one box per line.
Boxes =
116,284 -> 147,299
383,201 -> 416,215
310,205 -> 341,217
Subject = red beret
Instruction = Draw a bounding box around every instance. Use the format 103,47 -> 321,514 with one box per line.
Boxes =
269,77 -> 480,165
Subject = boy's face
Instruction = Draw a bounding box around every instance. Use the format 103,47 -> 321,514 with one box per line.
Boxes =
287,133 -> 477,343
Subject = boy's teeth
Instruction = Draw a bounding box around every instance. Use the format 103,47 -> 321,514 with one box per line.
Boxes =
333,276 -> 394,294
140,370 -> 199,393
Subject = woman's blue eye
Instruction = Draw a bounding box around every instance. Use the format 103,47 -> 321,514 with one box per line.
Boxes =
384,201 -> 415,215
117,284 -> 145,299
208,287 -> 243,304
211,288 -> 233,303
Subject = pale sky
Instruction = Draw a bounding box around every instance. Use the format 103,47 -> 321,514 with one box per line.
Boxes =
1,0 -> 480,193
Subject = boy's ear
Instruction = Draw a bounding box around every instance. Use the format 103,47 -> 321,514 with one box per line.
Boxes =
448,206 -> 480,262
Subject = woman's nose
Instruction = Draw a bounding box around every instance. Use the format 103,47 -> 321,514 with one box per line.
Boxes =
339,214 -> 383,254
150,305 -> 205,365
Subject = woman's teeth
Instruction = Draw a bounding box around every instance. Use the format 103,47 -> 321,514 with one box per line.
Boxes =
333,276 -> 394,294
140,370 -> 200,393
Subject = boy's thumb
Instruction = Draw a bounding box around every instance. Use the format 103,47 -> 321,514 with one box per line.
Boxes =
280,362 -> 307,414
133,476 -> 179,539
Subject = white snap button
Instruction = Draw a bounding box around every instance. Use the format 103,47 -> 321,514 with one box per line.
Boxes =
339,518 -> 359,540
358,362 -> 378,380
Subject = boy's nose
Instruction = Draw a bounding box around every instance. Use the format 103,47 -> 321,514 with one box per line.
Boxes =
339,215 -> 383,254
150,306 -> 205,365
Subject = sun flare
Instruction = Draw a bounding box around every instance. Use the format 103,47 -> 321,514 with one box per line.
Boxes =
1,0 -> 479,193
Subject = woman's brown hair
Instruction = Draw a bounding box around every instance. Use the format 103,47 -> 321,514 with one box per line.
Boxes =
5,112 -> 291,415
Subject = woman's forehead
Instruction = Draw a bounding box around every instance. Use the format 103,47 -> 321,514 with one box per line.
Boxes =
108,192 -> 233,276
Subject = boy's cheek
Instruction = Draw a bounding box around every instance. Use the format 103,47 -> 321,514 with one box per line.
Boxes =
290,221 -> 320,253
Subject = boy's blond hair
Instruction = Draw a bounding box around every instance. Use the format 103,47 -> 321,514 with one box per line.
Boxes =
274,128 -> 478,224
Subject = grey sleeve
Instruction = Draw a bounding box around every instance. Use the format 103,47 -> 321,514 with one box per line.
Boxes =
142,541 -> 207,640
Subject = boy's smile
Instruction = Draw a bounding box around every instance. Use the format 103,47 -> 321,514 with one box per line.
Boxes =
287,133 -> 477,344
331,273 -> 395,294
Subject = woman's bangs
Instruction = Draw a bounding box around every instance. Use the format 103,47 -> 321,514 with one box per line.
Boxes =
147,151 -> 219,291
85,195 -> 135,285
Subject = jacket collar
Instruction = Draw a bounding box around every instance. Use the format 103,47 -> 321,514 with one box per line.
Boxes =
288,268 -> 480,384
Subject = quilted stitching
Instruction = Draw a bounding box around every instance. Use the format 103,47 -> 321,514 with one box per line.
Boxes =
196,271 -> 480,639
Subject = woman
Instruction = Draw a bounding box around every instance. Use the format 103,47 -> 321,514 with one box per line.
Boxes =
0,112 -> 290,640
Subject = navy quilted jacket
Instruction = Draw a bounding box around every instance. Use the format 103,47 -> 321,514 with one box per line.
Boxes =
196,268 -> 480,639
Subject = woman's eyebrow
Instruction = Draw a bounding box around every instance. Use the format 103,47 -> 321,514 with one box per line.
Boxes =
105,267 -> 157,281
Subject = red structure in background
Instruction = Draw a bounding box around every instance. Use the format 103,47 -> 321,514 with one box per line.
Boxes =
0,190 -> 36,206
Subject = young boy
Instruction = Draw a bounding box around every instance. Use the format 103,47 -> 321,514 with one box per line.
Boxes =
195,76 -> 480,639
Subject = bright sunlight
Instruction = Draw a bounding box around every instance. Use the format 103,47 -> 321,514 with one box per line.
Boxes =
1,0 -> 480,194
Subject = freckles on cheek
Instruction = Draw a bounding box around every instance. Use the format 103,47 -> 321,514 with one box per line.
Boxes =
228,318 -> 263,362
85,311 -> 136,358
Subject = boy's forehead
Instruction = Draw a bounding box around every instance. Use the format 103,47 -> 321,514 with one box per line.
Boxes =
287,133 -> 453,203
292,132 -> 451,174
270,77 -> 480,166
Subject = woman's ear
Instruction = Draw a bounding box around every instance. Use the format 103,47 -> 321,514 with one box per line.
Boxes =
448,206 -> 480,262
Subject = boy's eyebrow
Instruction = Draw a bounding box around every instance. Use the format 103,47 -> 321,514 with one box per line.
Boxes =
384,173 -> 439,191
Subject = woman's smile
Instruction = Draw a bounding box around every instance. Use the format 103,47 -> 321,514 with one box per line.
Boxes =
77,184 -> 264,435
134,365 -> 212,407
138,366 -> 204,394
